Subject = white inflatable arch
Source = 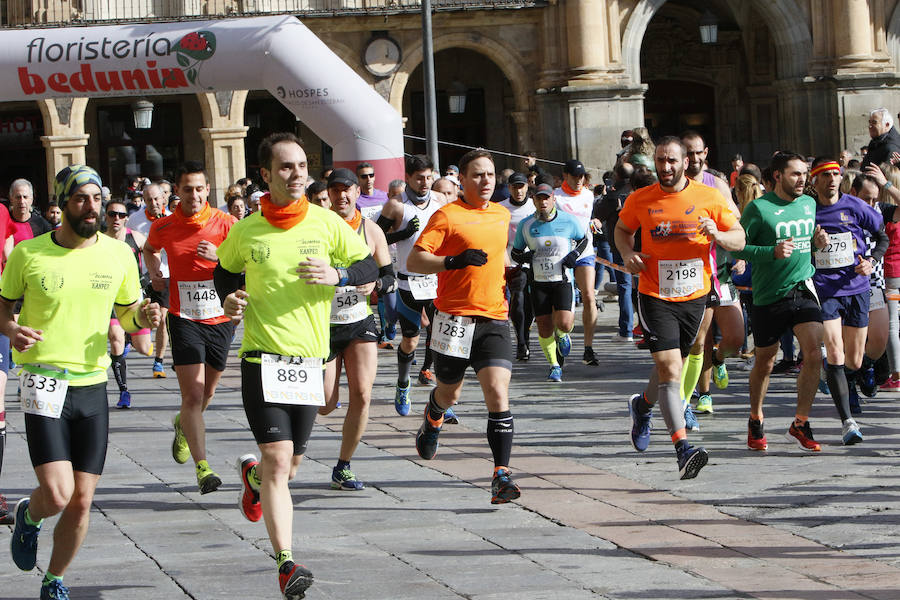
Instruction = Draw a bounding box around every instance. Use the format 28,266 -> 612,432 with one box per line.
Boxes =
2,15 -> 404,181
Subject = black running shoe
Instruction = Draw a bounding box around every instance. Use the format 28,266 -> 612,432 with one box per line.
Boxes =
858,366 -> 878,398
415,409 -> 442,460
582,347 -> 599,366
491,468 -> 521,504
279,561 -> 313,600
676,445 -> 709,480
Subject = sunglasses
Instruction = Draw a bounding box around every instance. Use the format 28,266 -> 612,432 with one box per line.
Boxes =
359,173 -> 375,178
107,210 -> 128,218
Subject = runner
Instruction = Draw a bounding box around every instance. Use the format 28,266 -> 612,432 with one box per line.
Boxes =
355,162 -> 389,220
0,203 -> 14,526
319,168 -> 394,490
511,183 -> 587,381
553,159 -> 600,365
732,152 -> 827,452
144,162 -> 237,494
3,165 -> 160,600
104,200 -> 153,409
679,131 -> 745,420
376,155 -> 445,415
615,136 -> 744,479
126,182 -> 171,378
215,132 -> 377,600
408,149 -> 522,504
809,158 -> 883,444
499,172 -> 536,361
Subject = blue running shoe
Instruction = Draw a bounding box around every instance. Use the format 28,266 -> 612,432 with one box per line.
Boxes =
122,342 -> 132,358
848,382 -> 862,415
40,579 -> 70,600
842,419 -> 863,445
859,366 -> 877,398
713,363 -> 729,389
628,393 -> 651,452
443,406 -> 460,425
394,381 -> 411,416
490,468 -> 521,504
152,359 -> 166,378
684,403 -> 699,432
331,466 -> 365,491
556,332 -> 571,358
384,322 -> 396,341
676,445 -> 709,480
116,390 -> 131,409
10,497 -> 41,571
547,365 -> 562,382
415,409 -> 442,460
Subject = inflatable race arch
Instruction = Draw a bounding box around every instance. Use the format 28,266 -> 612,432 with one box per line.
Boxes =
1,15 -> 404,181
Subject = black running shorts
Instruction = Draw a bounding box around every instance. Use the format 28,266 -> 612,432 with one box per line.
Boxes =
167,313 -> 234,371
396,287 -> 435,339
750,281 -> 822,348
637,293 -> 706,356
530,281 -> 574,317
328,314 -> 378,361
433,317 -> 512,384
241,360 -> 319,456
25,382 -> 108,474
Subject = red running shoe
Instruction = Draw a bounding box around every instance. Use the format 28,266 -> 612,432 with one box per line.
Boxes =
237,454 -> 262,522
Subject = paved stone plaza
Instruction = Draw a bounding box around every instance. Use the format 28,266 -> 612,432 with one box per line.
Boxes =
1,303 -> 899,600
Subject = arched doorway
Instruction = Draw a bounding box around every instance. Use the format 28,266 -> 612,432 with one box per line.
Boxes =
643,80 -> 715,143
403,48 -> 516,171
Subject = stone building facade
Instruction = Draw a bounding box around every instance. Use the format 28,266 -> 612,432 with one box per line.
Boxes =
1,0 -> 899,203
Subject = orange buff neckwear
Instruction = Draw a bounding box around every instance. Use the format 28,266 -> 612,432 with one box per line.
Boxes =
260,192 -> 310,229
343,208 -> 362,232
172,201 -> 212,230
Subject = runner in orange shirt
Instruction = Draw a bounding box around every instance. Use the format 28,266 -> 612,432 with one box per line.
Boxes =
615,136 -> 745,479
144,161 -> 237,494
408,149 -> 521,504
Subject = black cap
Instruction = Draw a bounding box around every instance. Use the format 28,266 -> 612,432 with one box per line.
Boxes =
327,168 -> 358,187
508,172 -> 528,185
534,183 -> 554,197
563,159 -> 586,177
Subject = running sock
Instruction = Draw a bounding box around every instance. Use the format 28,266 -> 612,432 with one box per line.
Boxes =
427,390 -> 446,423
634,393 -> 654,415
538,336 -> 559,366
487,411 -> 514,469
658,380 -> 686,436
276,550 -> 293,569
825,362 -> 851,421
681,352 -> 704,402
24,506 -> 42,527
335,459 -> 350,471
110,353 -> 128,392
397,347 -> 415,387
42,572 -> 62,585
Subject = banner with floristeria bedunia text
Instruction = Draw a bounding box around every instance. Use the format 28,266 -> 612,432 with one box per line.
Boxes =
0,15 -> 403,182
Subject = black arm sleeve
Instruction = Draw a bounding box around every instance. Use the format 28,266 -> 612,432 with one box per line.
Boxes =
214,263 -> 244,305
573,235 -> 590,256
871,227 -> 890,261
345,254 -> 379,286
385,227 -> 416,245
375,213 -> 394,232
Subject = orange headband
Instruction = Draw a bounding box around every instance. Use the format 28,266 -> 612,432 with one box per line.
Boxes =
810,161 -> 841,178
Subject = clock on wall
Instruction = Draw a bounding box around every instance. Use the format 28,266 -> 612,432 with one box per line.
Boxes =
364,36 -> 402,77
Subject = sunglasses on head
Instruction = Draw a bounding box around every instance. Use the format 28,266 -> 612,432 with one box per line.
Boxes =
107,210 -> 128,218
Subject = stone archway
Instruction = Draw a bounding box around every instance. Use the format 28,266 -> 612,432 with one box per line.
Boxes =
622,0 -> 812,84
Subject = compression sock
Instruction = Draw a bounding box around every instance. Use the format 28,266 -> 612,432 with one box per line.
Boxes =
825,362 -> 851,421
397,347 -> 414,386
0,415 -> 5,479
539,336 -> 559,366
681,352 -> 704,402
658,380 -> 687,436
487,411 -> 514,468
110,353 -> 128,392
427,389 -> 446,424
276,550 -> 293,569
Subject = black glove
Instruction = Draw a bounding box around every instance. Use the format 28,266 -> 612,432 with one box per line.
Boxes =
510,247 -> 533,265
562,250 -> 580,269
385,216 -> 421,244
404,216 -> 420,236
444,249 -> 488,270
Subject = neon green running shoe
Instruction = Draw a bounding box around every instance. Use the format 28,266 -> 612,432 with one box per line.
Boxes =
695,394 -> 714,414
713,363 -> 729,389
172,412 -> 190,464
196,460 -> 222,495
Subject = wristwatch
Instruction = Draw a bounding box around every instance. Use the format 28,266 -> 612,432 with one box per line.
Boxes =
336,267 -> 349,287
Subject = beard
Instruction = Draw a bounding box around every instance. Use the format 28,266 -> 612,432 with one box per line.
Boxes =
67,209 -> 100,238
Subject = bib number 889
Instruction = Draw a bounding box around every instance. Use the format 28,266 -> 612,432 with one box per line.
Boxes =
276,368 -> 307,383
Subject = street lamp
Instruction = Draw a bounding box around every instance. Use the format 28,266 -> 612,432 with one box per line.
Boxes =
699,9 -> 718,45
448,80 -> 467,114
132,98 -> 154,129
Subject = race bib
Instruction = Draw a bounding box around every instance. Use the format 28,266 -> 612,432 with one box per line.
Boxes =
408,274 -> 438,300
533,248 -> 563,283
178,279 -> 224,321
261,354 -> 325,406
870,286 -> 886,312
658,259 -> 704,299
430,311 -> 475,358
330,286 -> 367,324
360,205 -> 382,221
20,371 -> 68,419
815,231 -> 854,269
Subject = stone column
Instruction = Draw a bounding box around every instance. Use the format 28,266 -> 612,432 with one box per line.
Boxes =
37,97 -> 90,200
565,0 -> 608,83
833,0 -> 882,72
196,91 -> 249,207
